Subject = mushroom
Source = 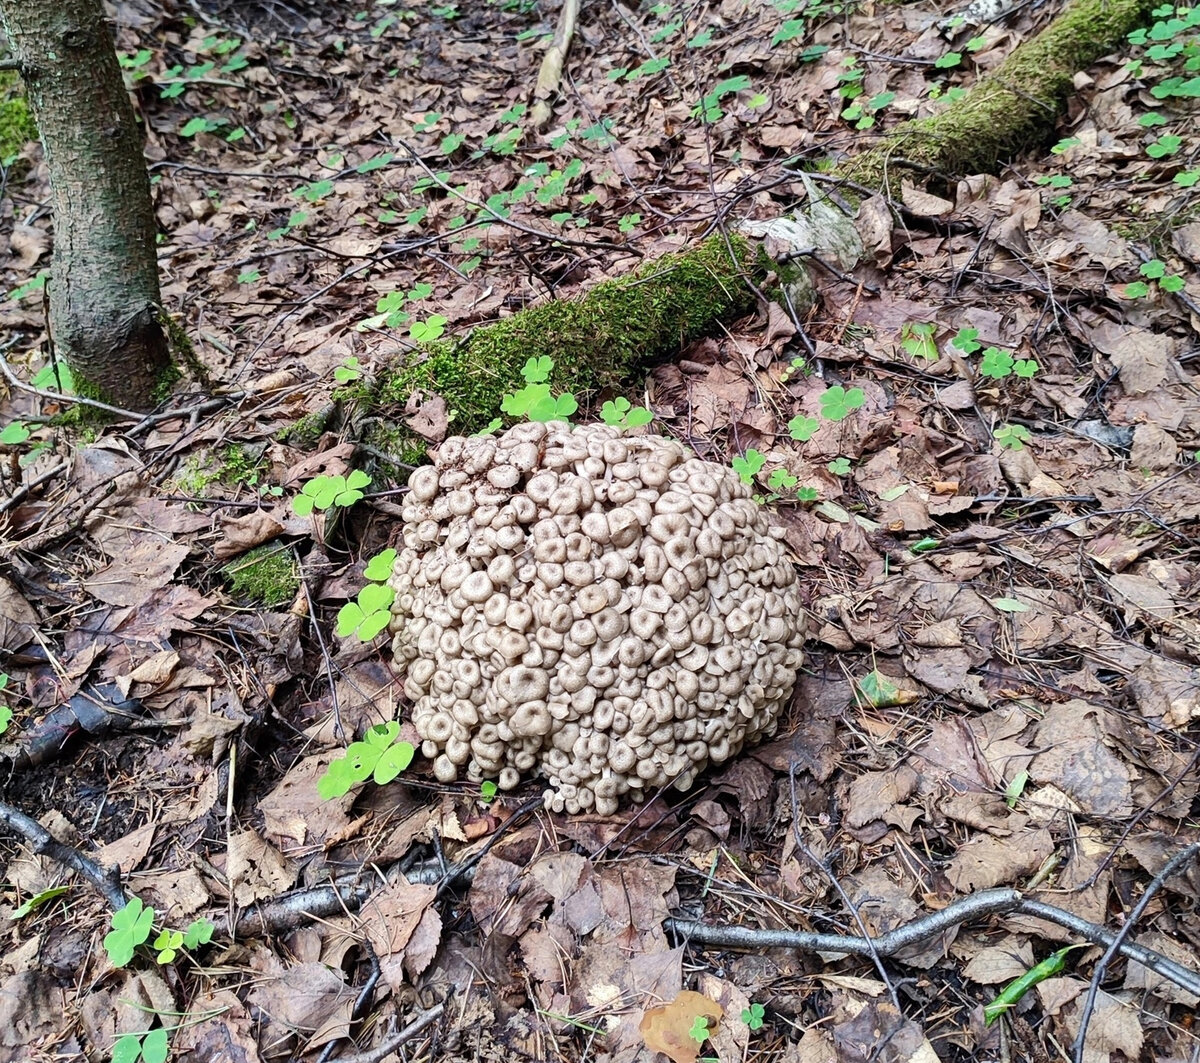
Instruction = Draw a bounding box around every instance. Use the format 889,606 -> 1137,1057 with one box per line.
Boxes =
389,421 -> 805,813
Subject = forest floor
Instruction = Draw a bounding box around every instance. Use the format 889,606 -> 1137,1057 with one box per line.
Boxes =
1,0 -> 1199,1061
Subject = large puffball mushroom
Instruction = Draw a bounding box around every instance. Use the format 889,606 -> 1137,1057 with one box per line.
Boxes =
388,421 -> 805,815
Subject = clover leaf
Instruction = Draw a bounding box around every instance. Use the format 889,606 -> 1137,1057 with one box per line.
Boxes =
818,385 -> 865,421
183,918 -> 215,950
995,423 -> 1032,451
522,355 -> 554,383
979,347 -> 1014,379
787,413 -> 820,441
154,928 -> 184,964
742,1002 -> 766,1030
336,582 -> 396,640
731,449 -> 766,484
363,548 -> 397,581
318,722 -> 415,798
104,897 -> 155,967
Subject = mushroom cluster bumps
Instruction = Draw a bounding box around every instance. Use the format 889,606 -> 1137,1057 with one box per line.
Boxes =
387,422 -> 805,815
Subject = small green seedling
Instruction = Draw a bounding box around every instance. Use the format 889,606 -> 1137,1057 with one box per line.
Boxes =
818,385 -> 865,421
1125,258 -> 1186,297
334,356 -> 363,383
900,322 -> 938,361
318,722 -> 416,799
742,1003 -> 765,1030
153,929 -> 184,965
787,413 -> 820,441
994,423 -> 1032,451
336,583 -> 396,641
1004,769 -> 1029,808
910,536 -> 940,553
984,945 -> 1084,1024
796,485 -> 819,502
104,897 -> 155,968
500,357 -> 579,422
779,356 -> 807,382
600,397 -> 654,428
480,780 -> 498,803
688,1015 -> 712,1043
768,468 -> 798,491
827,457 -> 851,476
979,347 -> 1038,380
731,449 -> 766,484
112,1029 -> 169,1063
292,471 -> 371,516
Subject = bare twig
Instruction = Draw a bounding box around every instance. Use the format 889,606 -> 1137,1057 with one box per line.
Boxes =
1071,843 -> 1200,1063
0,800 -> 127,911
329,1002 -> 445,1063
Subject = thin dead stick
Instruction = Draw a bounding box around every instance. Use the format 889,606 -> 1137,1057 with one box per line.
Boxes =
666,889 -> 1200,1000
530,0 -> 581,129
0,353 -> 145,421
0,799 -> 127,911
329,1002 -> 445,1063
1071,842 -> 1200,1063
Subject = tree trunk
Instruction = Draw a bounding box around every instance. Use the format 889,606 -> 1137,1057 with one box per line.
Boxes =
0,0 -> 171,409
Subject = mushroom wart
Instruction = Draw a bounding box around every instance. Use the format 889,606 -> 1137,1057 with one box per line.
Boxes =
388,421 -> 805,814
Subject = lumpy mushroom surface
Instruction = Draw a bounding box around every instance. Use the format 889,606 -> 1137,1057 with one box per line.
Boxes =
388,422 -> 805,814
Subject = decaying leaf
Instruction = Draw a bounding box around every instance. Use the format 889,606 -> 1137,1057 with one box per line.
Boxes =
639,991 -> 723,1063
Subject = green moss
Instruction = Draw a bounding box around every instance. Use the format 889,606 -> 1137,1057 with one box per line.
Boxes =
171,444 -> 270,496
0,71 -> 37,162
843,0 -> 1156,186
367,234 -> 760,461
278,407 -> 334,449
152,362 -> 182,404
222,544 -> 299,607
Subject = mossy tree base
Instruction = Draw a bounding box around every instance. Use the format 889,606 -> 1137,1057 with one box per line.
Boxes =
363,234 -> 761,462
842,0 -> 1155,189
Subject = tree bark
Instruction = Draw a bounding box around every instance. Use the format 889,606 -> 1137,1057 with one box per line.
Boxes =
0,0 -> 171,409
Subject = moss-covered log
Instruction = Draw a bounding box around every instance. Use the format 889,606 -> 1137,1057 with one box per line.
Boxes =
844,0 -> 1155,188
366,234 -> 760,461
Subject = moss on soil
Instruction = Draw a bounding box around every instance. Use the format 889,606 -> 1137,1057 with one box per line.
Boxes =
842,0 -> 1157,187
222,544 -> 299,607
361,233 -> 760,461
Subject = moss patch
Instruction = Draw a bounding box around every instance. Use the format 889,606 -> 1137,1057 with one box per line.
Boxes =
365,234 -> 760,461
842,0 -> 1156,187
0,71 -> 37,162
222,544 -> 299,607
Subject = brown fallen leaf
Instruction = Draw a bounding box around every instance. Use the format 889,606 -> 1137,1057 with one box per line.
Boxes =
640,990 -> 723,1063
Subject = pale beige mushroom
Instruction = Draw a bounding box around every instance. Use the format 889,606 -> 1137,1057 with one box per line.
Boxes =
387,421 -> 805,814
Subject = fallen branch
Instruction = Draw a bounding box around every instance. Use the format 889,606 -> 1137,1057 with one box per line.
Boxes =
665,887 -> 1200,1000
218,839 -> 1200,1004
842,0 -> 1156,188
0,799 -> 127,911
530,0 -> 581,129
